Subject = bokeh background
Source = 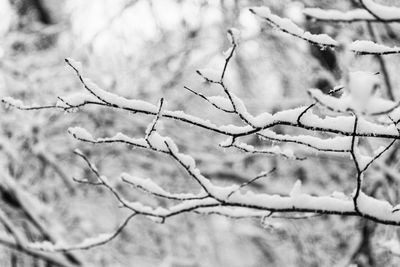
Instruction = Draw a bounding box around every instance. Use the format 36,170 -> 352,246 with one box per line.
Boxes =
2,0 -> 400,266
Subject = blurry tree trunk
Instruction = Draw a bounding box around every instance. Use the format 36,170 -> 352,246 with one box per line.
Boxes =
0,173 -> 82,266
351,220 -> 376,267
11,253 -> 17,267
9,0 -> 63,50
9,0 -> 54,26
350,184 -> 379,267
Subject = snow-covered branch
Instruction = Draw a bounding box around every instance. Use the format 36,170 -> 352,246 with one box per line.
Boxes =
247,4 -> 400,56
304,0 -> 400,23
4,4 -> 400,255
4,53 -> 400,229
250,6 -> 338,48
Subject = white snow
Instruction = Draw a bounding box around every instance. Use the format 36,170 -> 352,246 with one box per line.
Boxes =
66,58 -> 158,113
303,8 -> 373,22
260,129 -> 352,152
310,84 -> 396,115
65,57 -> 83,73
357,192 -> 400,221
348,71 -> 380,110
361,0 -> 400,21
121,173 -> 205,199
1,96 -> 41,109
227,189 -> 354,213
227,28 -> 241,44
289,180 -> 302,197
196,206 -> 271,218
250,6 -> 338,47
207,96 -> 234,112
197,68 -> 221,82
233,141 -> 297,159
219,137 -> 234,147
82,78 -> 157,113
121,173 -> 169,195
2,97 -> 25,109
223,47 -> 234,57
304,1 -> 400,22
56,92 -> 98,107
350,40 -> 400,54
126,201 -> 168,216
331,191 -> 349,200
68,127 -> 95,142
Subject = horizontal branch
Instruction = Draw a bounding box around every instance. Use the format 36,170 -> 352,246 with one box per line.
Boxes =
66,127 -> 400,226
304,1 -> 400,23
30,213 -> 137,252
249,6 -> 338,48
349,40 -> 400,55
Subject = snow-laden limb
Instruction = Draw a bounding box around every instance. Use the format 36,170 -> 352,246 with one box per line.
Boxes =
357,192 -> 400,223
221,139 -> 304,160
0,234 -> 75,267
184,86 -> 235,113
2,97 -> 27,109
258,129 -> 351,153
22,68 -> 400,141
69,128 -> 149,149
1,96 -> 58,110
226,169 -> 276,199
304,0 -> 400,23
350,40 -> 400,55
309,88 -> 399,115
303,8 -> 374,23
66,123 -> 400,226
69,127 -> 217,196
74,146 -> 400,226
64,58 -> 256,136
360,0 -> 400,21
7,25 -> 400,243
121,173 -> 208,200
7,58 -> 400,141
65,57 -> 82,73
286,107 -> 399,138
68,127 -> 96,142
194,207 -> 272,219
69,129 -> 347,215
73,149 -> 176,217
196,68 -> 221,83
56,92 -> 99,108
145,98 -> 164,148
227,28 -> 240,45
227,188 -> 347,219
250,6 -> 338,48
30,213 -> 136,252
207,96 -> 235,112
65,58 -> 158,112
194,34 -> 270,129
65,55 -> 397,138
